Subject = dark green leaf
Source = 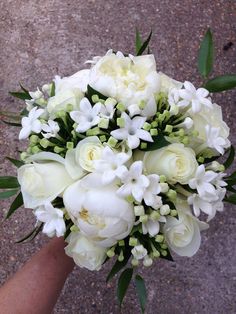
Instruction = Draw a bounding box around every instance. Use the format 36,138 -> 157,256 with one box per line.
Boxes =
204,74 -> 236,92
50,81 -> 55,97
9,91 -> 30,100
117,268 -> 133,307
137,30 -> 152,56
20,108 -> 28,116
135,28 -> 143,55
0,189 -> 19,199
16,223 -> 43,243
226,186 -> 236,193
224,145 -> 235,169
6,157 -> 24,168
198,28 -> 213,78
224,194 -> 236,204
135,275 -> 147,314
0,176 -> 20,189
2,120 -> 21,127
86,85 -> 107,103
106,251 -> 131,282
19,84 -> 30,97
140,134 -> 170,151
64,220 -> 73,240
6,192 -> 23,219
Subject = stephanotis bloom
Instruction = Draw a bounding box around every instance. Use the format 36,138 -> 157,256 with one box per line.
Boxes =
117,161 -> 149,202
111,112 -> 153,149
99,98 -> 116,120
143,174 -> 162,208
41,120 -> 60,139
93,146 -> 131,184
70,98 -> 101,133
178,81 -> 213,113
188,165 -> 218,201
205,125 -> 230,155
19,106 -> 44,140
142,214 -> 166,237
34,202 -> 66,237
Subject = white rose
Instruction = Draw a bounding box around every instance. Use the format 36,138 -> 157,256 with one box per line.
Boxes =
18,153 -> 73,208
89,52 -> 160,107
65,136 -> 103,179
55,69 -> 90,94
143,143 -> 198,184
163,199 -> 208,257
158,72 -> 182,94
65,232 -> 106,271
190,103 -> 230,153
63,180 -> 135,247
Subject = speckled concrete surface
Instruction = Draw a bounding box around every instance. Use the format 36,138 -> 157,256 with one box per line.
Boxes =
0,1 -> 236,313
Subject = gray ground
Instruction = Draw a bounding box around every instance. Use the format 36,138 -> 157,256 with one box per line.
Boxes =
0,0 -> 236,313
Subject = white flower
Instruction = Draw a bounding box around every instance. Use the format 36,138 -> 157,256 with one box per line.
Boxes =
163,199 -> 208,257
188,165 -> 218,201
17,153 -> 73,208
70,98 -> 101,133
188,194 -> 213,217
117,161 -> 149,202
178,81 -> 213,113
208,188 -> 226,221
41,120 -> 60,139
205,125 -> 229,155
142,215 -> 166,237
63,181 -> 135,247
93,146 -> 131,184
89,52 -> 160,107
143,174 -> 162,208
142,143 -> 198,185
168,88 -> 189,111
99,98 -> 116,119
34,202 -> 66,237
19,107 -> 44,140
131,244 -> 147,260
111,112 -> 153,149
159,72 -> 183,94
127,96 -> 157,118
54,69 -> 90,94
65,233 -> 107,271
29,88 -> 43,100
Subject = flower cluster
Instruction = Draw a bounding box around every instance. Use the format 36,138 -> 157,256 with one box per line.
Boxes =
15,50 -> 231,272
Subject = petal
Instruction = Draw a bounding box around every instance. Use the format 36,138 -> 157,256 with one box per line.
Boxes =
136,129 -> 153,142
111,128 -> 128,140
79,98 -> 92,112
132,116 -> 146,129
19,126 -> 31,140
70,111 -> 80,123
127,134 -> 140,149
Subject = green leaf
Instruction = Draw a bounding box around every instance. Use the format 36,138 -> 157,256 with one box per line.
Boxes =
135,28 -> 143,55
6,192 -> 23,219
20,108 -> 28,116
0,176 -> 20,189
6,157 -> 24,168
135,275 -> 147,314
224,145 -> 235,169
2,120 -> 21,127
16,223 -> 43,243
140,134 -> 170,151
19,84 -> 30,98
117,268 -> 133,307
50,81 -> 55,97
86,85 -> 107,103
198,28 -> 214,78
106,251 -> 131,282
137,30 -> 152,56
0,189 -> 19,199
9,91 -> 30,100
226,185 -> 236,193
224,194 -> 236,204
204,74 -> 236,92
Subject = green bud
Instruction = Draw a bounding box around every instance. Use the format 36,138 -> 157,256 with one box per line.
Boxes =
66,142 -> 74,150
98,118 -> 109,129
107,248 -> 115,258
140,142 -> 147,150
160,204 -> 170,216
54,146 -> 64,153
31,146 -> 41,154
131,258 -> 139,267
107,136 -> 118,147
167,189 -> 177,201
56,110 -> 66,118
116,102 -> 125,112
159,175 -> 166,183
151,120 -> 158,128
170,209 -> 178,217
143,256 -> 153,267
118,250 -> 124,262
198,156 -> 205,163
139,215 -> 148,223
105,97 -> 117,106
178,128 -> 185,137
182,136 -> 189,145
161,243 -> 168,249
118,240 -> 125,247
191,130 -> 199,137
143,122 -> 151,131
150,128 -> 158,136
126,195 -> 135,203
66,104 -> 74,112
139,100 -> 146,109
155,234 -> 164,243
150,211 -> 160,220
86,127 -> 100,136
40,138 -> 51,148
20,152 -> 28,161
161,250 -> 168,256
129,237 -> 138,246
64,212 -> 70,220
134,205 -> 145,216
117,117 -> 125,128
70,225 -> 79,232
29,135 -> 39,144
92,94 -> 100,103
99,135 -> 107,142
165,125 -> 173,133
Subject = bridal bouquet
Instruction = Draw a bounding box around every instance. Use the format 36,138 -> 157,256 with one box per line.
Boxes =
1,29 -> 236,312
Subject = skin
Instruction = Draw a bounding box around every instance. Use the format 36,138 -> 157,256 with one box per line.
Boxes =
0,237 -> 74,314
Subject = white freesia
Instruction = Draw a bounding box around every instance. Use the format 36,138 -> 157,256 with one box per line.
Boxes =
41,120 -> 60,139
18,154 -> 73,208
188,165 -> 218,201
163,199 -> 208,257
19,107 -> 44,140
117,161 -> 149,202
178,81 -> 213,113
89,52 -> 160,107
111,112 -> 153,149
65,232 -> 107,271
93,146 -> 131,184
142,143 -> 198,184
63,181 -> 135,247
70,98 -> 101,133
34,202 -> 66,237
